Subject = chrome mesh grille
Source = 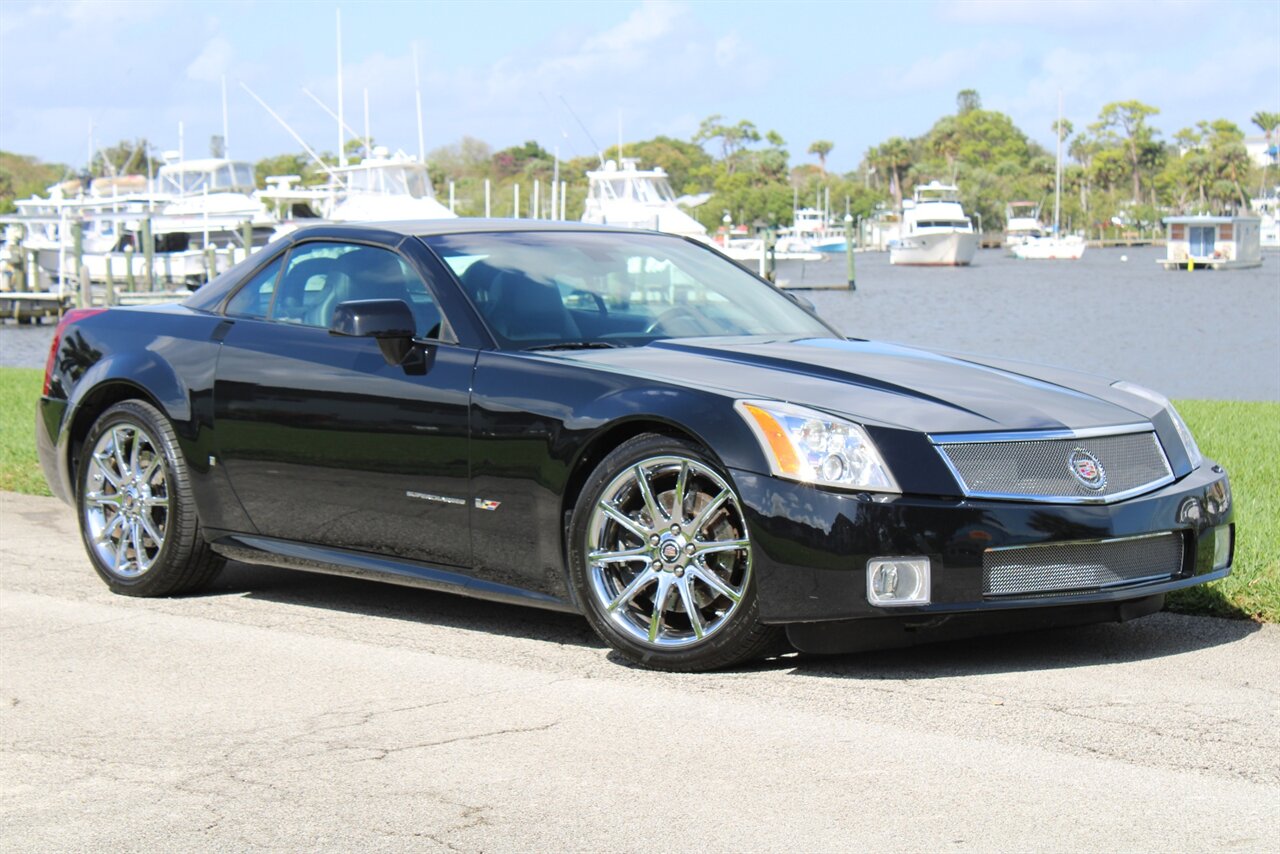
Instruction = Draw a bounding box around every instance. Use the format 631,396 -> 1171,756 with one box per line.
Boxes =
938,431 -> 1171,501
984,533 -> 1184,598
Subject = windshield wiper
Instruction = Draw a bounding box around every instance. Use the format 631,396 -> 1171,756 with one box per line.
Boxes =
523,341 -> 621,352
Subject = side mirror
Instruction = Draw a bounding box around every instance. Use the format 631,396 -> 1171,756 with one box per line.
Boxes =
329,298 -> 417,365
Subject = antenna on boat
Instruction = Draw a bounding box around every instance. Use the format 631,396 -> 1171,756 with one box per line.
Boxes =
302,88 -> 362,144
560,95 -> 604,166
222,74 -> 230,161
239,81 -> 338,178
336,7 -> 346,168
617,109 -> 623,161
412,42 -> 425,162
363,88 -> 371,160
1054,91 -> 1063,237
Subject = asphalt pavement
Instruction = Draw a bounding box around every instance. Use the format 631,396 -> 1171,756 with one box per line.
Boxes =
2,490 -> 1278,851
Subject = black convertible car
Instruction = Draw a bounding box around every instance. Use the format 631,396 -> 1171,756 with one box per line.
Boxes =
37,221 -> 1233,671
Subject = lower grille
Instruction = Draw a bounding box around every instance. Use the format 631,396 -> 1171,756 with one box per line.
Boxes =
983,532 -> 1184,598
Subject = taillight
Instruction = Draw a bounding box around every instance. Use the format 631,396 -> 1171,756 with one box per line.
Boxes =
42,308 -> 107,396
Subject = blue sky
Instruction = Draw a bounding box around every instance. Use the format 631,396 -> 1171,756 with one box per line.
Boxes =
2,0 -> 1277,175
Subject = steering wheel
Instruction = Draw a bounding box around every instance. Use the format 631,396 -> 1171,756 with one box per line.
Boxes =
644,305 -> 706,336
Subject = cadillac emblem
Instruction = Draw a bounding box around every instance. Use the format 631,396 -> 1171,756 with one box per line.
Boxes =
1068,448 -> 1107,491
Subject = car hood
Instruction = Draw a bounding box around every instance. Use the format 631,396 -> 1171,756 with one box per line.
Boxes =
560,336 -> 1149,435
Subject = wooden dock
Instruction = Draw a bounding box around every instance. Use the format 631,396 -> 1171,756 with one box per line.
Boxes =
0,292 -> 72,324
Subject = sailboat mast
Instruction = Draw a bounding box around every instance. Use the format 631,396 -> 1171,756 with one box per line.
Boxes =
413,42 -> 425,163
1054,92 -> 1063,236
336,8 -> 346,168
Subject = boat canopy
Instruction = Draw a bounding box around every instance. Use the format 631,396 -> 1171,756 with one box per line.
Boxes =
157,159 -> 256,195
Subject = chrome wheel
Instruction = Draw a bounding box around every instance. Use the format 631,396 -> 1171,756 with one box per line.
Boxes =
82,422 -> 169,579
586,455 -> 751,649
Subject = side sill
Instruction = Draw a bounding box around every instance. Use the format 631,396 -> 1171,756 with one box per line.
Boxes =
210,534 -> 579,614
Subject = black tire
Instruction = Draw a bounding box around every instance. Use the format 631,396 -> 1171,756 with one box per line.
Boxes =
76,400 -> 224,597
568,433 -> 785,672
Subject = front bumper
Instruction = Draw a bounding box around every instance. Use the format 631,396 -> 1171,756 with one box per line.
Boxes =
733,461 -> 1232,629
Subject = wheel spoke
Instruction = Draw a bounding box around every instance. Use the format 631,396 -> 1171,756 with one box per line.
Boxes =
676,575 -> 705,639
633,464 -> 665,525
692,564 -> 743,604
129,433 -> 142,476
111,527 -> 129,571
85,490 -> 122,508
142,454 -> 163,485
671,461 -> 689,524
95,512 -> 125,544
129,520 -> 145,569
142,495 -> 168,509
647,575 -> 673,642
140,513 -> 164,547
589,545 -> 650,565
689,489 -> 730,534
111,428 -> 130,477
694,537 -> 750,557
94,452 -> 123,487
607,567 -> 657,612
598,502 -> 648,542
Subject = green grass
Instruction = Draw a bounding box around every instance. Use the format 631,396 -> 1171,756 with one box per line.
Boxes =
0,367 -> 50,496
1,366 -> 1275,620
1165,400 -> 1279,622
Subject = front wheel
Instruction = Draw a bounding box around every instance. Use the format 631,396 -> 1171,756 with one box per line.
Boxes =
568,433 -> 784,671
77,400 -> 224,597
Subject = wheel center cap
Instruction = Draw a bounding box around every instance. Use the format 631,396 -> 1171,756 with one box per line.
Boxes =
659,541 -> 681,563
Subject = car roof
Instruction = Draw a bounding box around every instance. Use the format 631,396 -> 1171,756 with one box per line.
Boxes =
288,219 -> 670,239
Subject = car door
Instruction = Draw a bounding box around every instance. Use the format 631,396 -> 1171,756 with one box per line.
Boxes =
211,237 -> 475,568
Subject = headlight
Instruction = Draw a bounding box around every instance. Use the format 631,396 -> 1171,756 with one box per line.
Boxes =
734,400 -> 899,492
1111,380 -> 1202,469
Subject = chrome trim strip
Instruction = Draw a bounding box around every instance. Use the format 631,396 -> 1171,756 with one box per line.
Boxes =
939,474 -> 1178,505
984,530 -> 1177,552
927,422 -> 1154,444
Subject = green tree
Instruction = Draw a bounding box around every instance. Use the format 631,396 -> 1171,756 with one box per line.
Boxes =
807,140 -> 833,172
0,151 -> 70,213
1093,100 -> 1161,202
693,115 -> 761,174
90,139 -> 153,178
873,137 -> 912,208
254,153 -> 316,189
956,89 -> 981,114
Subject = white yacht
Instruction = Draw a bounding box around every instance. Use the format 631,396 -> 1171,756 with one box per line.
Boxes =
1250,187 -> 1279,249
259,148 -> 456,232
1009,96 -> 1086,262
15,156 -> 276,287
888,182 -> 978,266
1003,201 -> 1044,247
582,158 -> 708,240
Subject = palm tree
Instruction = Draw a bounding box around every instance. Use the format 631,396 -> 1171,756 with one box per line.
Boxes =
878,137 -> 913,208
807,140 -> 833,173
928,117 -> 961,182
1251,111 -> 1280,192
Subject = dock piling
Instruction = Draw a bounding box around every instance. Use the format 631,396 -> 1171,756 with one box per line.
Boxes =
124,246 -> 136,292
141,218 -> 154,291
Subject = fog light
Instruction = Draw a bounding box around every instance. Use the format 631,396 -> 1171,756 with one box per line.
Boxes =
867,557 -> 931,606
1213,525 -> 1233,570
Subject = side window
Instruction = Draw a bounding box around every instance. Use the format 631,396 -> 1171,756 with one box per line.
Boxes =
269,241 -> 446,338
224,255 -> 284,319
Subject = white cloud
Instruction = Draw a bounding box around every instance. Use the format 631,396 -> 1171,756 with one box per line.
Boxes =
186,36 -> 233,82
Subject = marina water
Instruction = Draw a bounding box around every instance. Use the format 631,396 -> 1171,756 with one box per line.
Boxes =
3,246 -> 1276,401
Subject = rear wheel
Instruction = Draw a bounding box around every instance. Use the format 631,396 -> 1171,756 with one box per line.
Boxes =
77,400 -> 224,597
569,433 -> 784,671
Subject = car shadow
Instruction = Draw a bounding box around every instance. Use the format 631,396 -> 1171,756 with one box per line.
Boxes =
775,613 -> 1262,681
201,560 -> 605,650
199,562 -> 1260,677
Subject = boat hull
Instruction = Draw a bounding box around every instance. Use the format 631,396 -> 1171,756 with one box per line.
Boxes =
889,231 -> 978,266
1010,236 -> 1087,261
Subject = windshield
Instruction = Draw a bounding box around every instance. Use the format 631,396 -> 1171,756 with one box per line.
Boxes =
347,165 -> 432,198
424,230 -> 833,350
